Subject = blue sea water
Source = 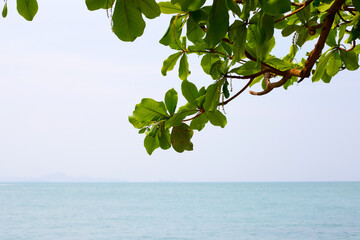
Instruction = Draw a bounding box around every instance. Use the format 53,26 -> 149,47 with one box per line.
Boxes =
0,182 -> 359,240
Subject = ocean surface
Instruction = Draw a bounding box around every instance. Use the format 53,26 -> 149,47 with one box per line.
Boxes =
0,182 -> 359,240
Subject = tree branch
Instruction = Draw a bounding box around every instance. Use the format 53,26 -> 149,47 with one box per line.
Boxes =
300,0 -> 346,80
219,78 -> 254,106
275,0 -> 313,24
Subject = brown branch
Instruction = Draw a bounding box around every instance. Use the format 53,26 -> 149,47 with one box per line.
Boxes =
339,40 -> 356,52
337,11 -> 352,23
300,0 -> 346,80
275,0 -> 313,24
249,75 -> 291,96
183,110 -> 204,122
219,78 -> 254,106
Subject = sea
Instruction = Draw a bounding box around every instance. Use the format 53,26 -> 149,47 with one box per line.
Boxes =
0,182 -> 359,240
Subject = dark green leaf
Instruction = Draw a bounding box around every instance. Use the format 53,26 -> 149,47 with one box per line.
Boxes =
159,16 -> 184,49
171,123 -> 194,153
133,0 -> 161,19
86,0 -> 106,10
204,0 -> 229,47
159,125 -> 171,150
165,88 -> 178,115
261,0 -> 291,16
227,0 -> 241,17
2,2 -> 7,18
112,0 -> 145,41
161,52 -> 182,76
222,79 -> 230,98
209,60 -> 224,80
17,0 -> 38,21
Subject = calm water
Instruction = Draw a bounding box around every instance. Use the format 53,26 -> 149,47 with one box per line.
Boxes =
0,182 -> 359,240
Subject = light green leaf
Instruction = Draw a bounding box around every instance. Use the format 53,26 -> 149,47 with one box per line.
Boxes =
144,134 -> 160,155
161,52 -> 182,76
203,80 -> 222,112
133,98 -> 169,122
204,0 -> 229,47
206,110 -> 227,128
186,14 -> 205,43
261,0 -> 291,16
209,60 -> 224,80
181,80 -> 199,105
158,1 -> 182,13
165,104 -> 198,128
129,115 -> 152,129
312,52 -> 333,82
231,61 -> 261,76
326,51 -> 342,76
112,0 -> 145,41
326,28 -> 337,47
159,16 -> 184,49
133,0 -> 161,19
201,54 -> 220,74
165,88 -> 178,116
179,54 -> 191,80
171,123 -> 194,153
17,0 -> 38,21
190,113 -> 208,131
2,2 -> 7,18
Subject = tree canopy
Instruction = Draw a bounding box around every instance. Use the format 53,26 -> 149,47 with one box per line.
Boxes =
4,0 -> 360,155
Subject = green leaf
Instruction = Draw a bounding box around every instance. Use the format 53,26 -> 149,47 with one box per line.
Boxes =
2,2 -> 7,18
165,88 -> 178,116
171,123 -> 194,153
206,110 -> 227,128
179,54 -> 191,80
222,79 -> 230,98
158,1 -> 182,14
190,113 -> 208,131
201,54 -> 220,74
179,0 -> 206,11
265,56 -> 292,70
133,98 -> 169,122
165,104 -> 198,128
186,14 -> 205,43
229,20 -> 247,60
354,0 -> 360,12
204,0 -> 229,47
326,51 -> 342,76
261,0 -> 291,16
133,0 -> 161,19
17,0 -> 38,21
281,24 -> 300,37
226,0 -> 241,17
158,125 -> 171,150
144,134 -> 160,155
161,52 -> 182,76
181,80 -> 200,105
325,28 -> 337,47
231,61 -> 261,76
86,0 -> 106,10
112,0 -> 145,41
209,60 -> 224,80
312,52 -> 333,82
159,16 -> 184,49
203,80 -> 222,112
340,50 -> 359,71
129,115 -> 152,129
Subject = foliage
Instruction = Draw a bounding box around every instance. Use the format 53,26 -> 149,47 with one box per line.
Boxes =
4,0 -> 360,154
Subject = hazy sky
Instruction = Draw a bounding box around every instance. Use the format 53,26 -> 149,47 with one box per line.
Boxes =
1,1 -> 359,182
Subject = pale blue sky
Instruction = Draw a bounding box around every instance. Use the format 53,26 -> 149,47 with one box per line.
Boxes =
0,1 -> 359,182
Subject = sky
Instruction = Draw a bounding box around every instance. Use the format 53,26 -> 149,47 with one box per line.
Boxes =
0,1 -> 359,182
